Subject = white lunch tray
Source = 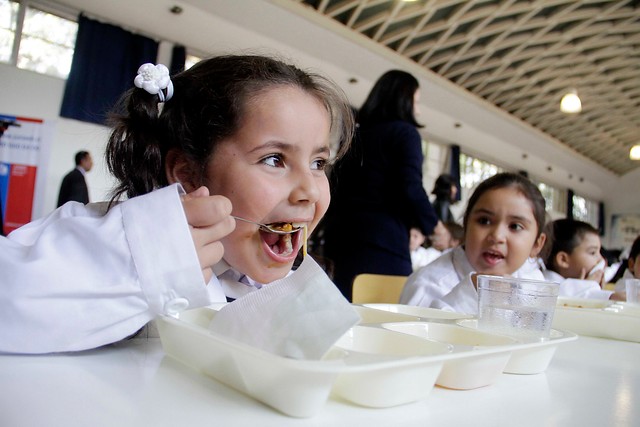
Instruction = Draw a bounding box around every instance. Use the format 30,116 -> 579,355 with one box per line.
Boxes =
552,297 -> 640,342
157,304 -> 576,418
359,304 -> 577,375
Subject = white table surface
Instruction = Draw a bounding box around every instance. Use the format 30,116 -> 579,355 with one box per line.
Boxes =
1,334 -> 638,427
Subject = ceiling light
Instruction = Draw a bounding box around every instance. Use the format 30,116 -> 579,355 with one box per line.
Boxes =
630,145 -> 640,160
560,89 -> 582,113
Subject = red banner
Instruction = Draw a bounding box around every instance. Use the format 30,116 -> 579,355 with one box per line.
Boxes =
0,114 -> 49,235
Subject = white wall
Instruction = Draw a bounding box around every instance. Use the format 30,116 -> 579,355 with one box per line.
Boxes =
2,63 -> 114,218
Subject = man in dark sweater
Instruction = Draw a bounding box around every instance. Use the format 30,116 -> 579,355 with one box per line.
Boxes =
57,151 -> 93,207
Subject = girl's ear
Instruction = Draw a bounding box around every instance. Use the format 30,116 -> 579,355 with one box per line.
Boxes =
530,233 -> 547,258
165,149 -> 198,193
629,256 -> 636,271
554,251 -> 571,269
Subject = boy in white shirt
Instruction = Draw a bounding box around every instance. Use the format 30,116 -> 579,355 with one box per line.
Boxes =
542,219 -> 623,300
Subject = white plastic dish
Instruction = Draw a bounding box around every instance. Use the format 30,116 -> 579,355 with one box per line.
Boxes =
158,305 -> 577,417
330,325 -> 452,407
457,319 -> 578,374
552,297 -> 640,342
381,321 -> 516,389
362,303 -> 475,321
158,308 -> 459,416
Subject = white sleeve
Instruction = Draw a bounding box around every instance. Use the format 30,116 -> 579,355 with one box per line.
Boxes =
400,256 -> 460,308
0,184 -> 214,354
558,278 -> 613,300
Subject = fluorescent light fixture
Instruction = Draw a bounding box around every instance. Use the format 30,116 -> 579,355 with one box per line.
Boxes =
630,145 -> 640,160
560,90 -> 582,113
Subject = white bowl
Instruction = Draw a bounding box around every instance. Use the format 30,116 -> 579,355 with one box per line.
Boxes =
331,325 -> 451,408
382,322 -> 516,389
457,319 -> 577,374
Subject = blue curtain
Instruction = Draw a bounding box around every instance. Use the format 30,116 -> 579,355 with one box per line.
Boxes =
449,144 -> 461,201
170,45 -> 186,75
60,14 -> 158,125
567,189 -> 574,220
598,201 -> 605,235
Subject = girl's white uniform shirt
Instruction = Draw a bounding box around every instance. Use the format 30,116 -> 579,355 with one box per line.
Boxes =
410,246 -> 441,271
542,269 -> 612,300
400,246 -> 544,314
614,269 -> 636,293
0,184 -> 228,354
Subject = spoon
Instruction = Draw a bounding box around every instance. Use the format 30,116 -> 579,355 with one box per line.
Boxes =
231,215 -> 302,235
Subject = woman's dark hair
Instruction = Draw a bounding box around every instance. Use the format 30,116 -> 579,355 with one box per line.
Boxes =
462,172 -> 547,238
106,55 -> 355,201
629,235 -> 640,260
357,69 -> 422,127
432,174 -> 455,200
542,219 -> 599,271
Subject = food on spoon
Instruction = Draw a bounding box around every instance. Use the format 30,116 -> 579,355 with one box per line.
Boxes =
269,222 -> 295,232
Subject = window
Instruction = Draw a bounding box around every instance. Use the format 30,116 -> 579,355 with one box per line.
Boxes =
459,153 -> 503,193
185,54 -> 201,70
536,181 -> 566,218
572,194 -> 599,228
1,0 -> 77,79
0,0 -> 19,63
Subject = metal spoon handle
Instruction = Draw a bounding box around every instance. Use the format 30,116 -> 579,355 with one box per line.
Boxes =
231,215 -> 299,235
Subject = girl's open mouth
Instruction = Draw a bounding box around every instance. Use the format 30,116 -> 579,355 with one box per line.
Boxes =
482,250 -> 505,266
259,223 -> 305,263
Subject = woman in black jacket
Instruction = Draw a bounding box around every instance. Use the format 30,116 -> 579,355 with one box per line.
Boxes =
323,70 -> 439,301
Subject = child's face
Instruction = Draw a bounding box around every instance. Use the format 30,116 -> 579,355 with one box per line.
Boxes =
561,232 -> 603,279
465,187 -> 545,276
410,228 -> 426,251
206,86 -> 332,283
629,255 -> 640,279
429,224 -> 451,251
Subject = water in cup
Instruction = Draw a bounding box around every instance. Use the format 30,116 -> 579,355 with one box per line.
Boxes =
477,275 -> 560,341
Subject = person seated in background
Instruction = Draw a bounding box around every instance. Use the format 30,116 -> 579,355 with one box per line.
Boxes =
542,219 -> 624,300
614,234 -> 640,292
431,174 -> 458,223
410,226 -> 441,271
426,220 -> 463,254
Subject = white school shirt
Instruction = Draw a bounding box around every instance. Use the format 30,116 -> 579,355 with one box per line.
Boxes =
614,269 -> 636,293
542,269 -> 613,300
411,246 -> 441,271
400,246 -> 544,315
0,184 -> 228,354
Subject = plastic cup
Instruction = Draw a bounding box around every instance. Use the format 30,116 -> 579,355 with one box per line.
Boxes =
625,278 -> 640,305
477,275 -> 560,341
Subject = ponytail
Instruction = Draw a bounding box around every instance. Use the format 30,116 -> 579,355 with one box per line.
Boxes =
106,88 -> 167,202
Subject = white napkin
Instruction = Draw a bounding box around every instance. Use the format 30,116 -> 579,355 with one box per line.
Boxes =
209,257 -> 360,360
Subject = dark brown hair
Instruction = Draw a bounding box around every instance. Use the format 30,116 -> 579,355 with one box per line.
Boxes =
542,219 -> 599,271
106,55 -> 355,201
463,172 -> 547,238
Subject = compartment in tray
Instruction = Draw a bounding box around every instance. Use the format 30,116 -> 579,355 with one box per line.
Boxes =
552,299 -> 640,342
381,322 -> 516,389
457,319 -> 577,374
330,325 -> 451,408
362,303 -> 475,321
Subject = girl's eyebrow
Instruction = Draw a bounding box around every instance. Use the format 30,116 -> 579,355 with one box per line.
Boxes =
471,208 -> 494,216
248,141 -> 330,156
472,208 -> 532,224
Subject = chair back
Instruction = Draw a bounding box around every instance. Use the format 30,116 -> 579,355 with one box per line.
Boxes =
351,274 -> 407,304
